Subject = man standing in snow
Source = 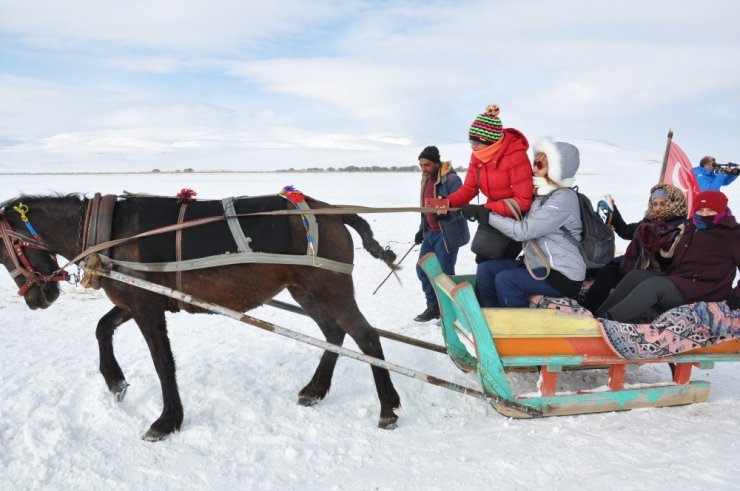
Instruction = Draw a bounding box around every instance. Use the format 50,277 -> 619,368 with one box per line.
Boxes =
414,146 -> 469,322
693,156 -> 738,192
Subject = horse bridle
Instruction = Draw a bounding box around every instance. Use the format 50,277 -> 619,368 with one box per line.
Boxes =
0,208 -> 70,296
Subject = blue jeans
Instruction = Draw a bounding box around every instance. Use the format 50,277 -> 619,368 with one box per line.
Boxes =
416,231 -> 458,309
476,259 -> 562,307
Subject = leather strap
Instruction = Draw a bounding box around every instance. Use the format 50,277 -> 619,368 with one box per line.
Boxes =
82,193 -> 117,256
175,203 -> 188,309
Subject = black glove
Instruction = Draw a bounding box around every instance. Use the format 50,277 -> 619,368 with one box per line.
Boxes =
460,204 -> 489,223
414,230 -> 423,245
728,296 -> 740,311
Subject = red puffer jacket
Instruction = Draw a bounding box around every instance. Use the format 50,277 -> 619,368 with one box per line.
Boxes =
447,128 -> 533,217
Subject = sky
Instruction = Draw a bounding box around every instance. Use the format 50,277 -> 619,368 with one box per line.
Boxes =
1,0 -> 739,172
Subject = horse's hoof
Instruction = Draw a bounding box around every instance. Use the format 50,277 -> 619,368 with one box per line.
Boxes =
378,417 -> 398,430
297,396 -> 319,407
112,381 -> 129,402
141,428 -> 169,442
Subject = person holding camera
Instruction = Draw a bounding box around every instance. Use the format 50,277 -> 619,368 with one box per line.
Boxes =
693,156 -> 738,192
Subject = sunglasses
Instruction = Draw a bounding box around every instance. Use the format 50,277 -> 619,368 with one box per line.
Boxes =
533,160 -> 545,170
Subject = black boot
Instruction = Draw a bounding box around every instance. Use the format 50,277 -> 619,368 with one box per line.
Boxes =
414,306 -> 440,322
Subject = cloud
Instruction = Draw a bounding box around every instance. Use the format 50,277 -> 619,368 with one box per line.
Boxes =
0,0 -> 349,52
1,1 -> 739,170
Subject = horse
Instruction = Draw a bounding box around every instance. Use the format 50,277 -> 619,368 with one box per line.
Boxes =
0,193 -> 401,440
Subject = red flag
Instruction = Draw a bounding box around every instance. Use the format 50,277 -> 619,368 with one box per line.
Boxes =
662,141 -> 700,215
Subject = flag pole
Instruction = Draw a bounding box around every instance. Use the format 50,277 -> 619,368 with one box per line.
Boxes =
659,128 -> 673,182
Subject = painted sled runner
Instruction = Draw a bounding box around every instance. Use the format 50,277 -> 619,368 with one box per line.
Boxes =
419,252 -> 740,418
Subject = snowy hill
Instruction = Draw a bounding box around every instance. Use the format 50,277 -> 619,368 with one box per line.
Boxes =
1,143 -> 739,490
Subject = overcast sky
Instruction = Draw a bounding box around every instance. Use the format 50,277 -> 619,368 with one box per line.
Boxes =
1,0 -> 739,172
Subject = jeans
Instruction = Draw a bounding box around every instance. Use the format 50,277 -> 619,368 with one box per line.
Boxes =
476,259 -> 563,308
416,231 -> 458,309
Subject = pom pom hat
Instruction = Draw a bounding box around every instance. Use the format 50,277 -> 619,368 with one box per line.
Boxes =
469,104 -> 504,145
695,190 -> 728,214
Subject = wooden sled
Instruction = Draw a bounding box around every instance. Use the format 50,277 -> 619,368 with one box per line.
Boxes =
419,252 -> 740,418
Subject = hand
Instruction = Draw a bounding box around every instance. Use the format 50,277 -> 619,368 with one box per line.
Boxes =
460,204 -> 489,223
728,296 -> 740,311
414,230 -> 423,245
603,194 -> 615,209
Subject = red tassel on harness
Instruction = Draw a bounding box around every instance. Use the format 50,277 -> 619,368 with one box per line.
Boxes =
279,185 -> 305,206
176,188 -> 197,204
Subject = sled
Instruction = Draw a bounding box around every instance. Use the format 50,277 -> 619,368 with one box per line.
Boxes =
419,252 -> 740,418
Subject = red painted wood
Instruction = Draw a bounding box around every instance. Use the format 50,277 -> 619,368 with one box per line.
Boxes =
608,364 -> 626,390
673,363 -> 693,384
539,366 -> 558,396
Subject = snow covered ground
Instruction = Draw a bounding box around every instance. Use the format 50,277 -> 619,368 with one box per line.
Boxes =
1,140 -> 739,490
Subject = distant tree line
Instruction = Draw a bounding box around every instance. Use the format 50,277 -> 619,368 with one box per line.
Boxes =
276,164 -> 467,173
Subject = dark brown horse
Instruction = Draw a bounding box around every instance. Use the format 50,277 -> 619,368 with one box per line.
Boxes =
0,193 -> 401,440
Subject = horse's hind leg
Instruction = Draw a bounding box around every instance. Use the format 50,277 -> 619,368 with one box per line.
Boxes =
96,306 -> 133,401
294,285 -> 401,429
289,287 -> 346,406
131,308 -> 183,441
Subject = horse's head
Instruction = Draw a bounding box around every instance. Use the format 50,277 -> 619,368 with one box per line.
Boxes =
0,200 -> 67,309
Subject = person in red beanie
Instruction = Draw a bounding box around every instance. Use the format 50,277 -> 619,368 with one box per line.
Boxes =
597,190 -> 740,322
446,104 -> 533,262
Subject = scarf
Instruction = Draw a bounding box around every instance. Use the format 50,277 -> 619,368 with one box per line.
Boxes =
644,184 -> 687,221
472,138 -> 504,164
620,221 -> 685,275
692,209 -> 730,230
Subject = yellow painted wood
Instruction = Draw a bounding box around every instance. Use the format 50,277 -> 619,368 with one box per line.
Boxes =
483,308 -> 601,338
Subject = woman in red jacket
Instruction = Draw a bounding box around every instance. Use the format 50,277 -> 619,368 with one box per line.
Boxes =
447,104 -> 533,260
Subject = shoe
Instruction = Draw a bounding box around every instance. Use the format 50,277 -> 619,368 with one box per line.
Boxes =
414,306 -> 440,322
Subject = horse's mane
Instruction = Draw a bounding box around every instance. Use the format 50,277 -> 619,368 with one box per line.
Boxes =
0,193 -> 84,210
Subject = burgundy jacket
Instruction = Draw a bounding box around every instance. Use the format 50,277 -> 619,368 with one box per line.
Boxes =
447,128 -> 533,218
666,214 -> 740,303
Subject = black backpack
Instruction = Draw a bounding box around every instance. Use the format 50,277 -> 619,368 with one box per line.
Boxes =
542,188 -> 615,269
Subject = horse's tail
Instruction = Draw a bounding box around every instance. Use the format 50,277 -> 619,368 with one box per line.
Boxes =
342,214 -> 398,270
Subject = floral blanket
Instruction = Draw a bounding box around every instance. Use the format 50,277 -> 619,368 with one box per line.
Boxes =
599,302 -> 740,359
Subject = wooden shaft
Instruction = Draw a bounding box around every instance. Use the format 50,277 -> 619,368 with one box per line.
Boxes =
266,298 -> 447,354
659,129 -> 674,182
88,266 -> 539,415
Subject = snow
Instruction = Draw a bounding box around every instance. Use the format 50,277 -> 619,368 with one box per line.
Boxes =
1,140 -> 739,490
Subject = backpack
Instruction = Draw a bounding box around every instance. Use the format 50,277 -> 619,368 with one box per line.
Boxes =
542,188 -> 615,269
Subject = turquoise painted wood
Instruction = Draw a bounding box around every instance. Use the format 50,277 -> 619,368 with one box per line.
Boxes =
419,253 -> 477,372
418,252 -> 737,418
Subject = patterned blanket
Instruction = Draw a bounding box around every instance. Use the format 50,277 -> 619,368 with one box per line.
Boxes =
599,302 -> 740,359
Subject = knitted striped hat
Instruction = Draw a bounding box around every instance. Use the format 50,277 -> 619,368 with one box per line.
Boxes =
469,104 -> 503,145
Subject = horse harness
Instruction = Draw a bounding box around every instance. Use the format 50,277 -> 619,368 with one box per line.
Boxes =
77,193 -> 353,291
0,205 -> 69,296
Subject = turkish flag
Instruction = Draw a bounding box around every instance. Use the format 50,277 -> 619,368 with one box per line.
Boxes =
663,141 -> 700,215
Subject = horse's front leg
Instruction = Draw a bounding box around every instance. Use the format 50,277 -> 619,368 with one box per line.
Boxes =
132,308 -> 183,442
96,306 -> 133,401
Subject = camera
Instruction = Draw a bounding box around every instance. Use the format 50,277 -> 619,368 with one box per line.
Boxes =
712,162 -> 740,176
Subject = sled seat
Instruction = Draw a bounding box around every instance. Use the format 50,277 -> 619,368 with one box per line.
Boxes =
419,252 -> 740,418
